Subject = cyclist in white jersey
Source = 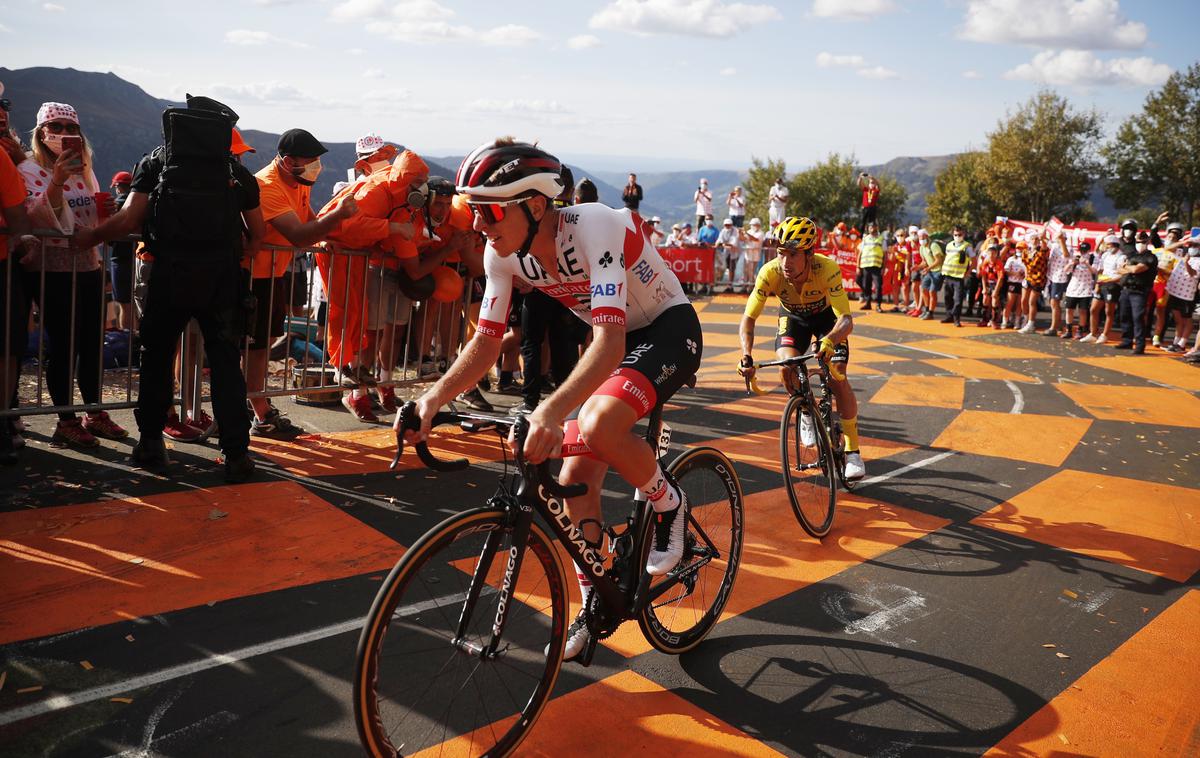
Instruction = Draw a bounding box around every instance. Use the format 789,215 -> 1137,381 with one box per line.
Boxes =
400,139 -> 703,661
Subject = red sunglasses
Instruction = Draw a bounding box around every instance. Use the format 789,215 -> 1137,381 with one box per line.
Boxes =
469,197 -> 527,224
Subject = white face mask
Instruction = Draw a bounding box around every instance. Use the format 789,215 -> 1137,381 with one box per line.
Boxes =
1135,243 -> 1148,253
42,132 -> 65,155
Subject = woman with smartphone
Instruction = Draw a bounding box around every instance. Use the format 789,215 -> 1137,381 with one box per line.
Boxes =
18,102 -> 126,447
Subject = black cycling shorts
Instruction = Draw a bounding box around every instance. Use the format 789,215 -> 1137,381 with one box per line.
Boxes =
775,309 -> 849,363
590,304 -> 702,419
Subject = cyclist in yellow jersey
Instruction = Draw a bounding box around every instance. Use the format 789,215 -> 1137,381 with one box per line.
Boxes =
737,217 -> 866,480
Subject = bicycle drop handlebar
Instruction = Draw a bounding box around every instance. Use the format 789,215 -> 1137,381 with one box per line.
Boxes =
743,351 -> 823,395
391,402 -> 588,500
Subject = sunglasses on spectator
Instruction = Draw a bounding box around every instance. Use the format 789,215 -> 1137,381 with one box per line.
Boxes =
469,197 -> 527,224
43,121 -> 81,134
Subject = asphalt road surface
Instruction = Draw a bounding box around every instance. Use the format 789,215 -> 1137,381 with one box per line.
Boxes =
2,295 -> 1198,757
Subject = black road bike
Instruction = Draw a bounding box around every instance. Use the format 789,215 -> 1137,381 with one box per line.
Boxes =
745,352 -> 854,539
354,398 -> 744,757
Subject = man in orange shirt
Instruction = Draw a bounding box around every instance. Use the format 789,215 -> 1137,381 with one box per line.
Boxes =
1,150 -> 37,463
251,128 -> 357,437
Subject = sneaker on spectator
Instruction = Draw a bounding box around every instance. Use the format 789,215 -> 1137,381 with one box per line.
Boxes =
53,418 -> 100,448
7,419 -> 24,450
1042,329 -> 1059,337
355,364 -> 379,386
83,411 -> 129,440
418,355 -> 441,377
224,452 -> 256,483
375,385 -> 398,414
1166,343 -> 1185,353
186,409 -> 217,439
496,376 -> 521,395
131,436 -> 170,469
1078,333 -> 1095,343
335,365 -> 362,388
1095,334 -> 1108,345
342,392 -> 379,423
1152,335 -> 1162,348
455,387 -> 495,412
1017,322 -> 1036,334
164,410 -> 203,443
919,311 -> 933,320
251,407 -> 304,439
510,399 -> 537,416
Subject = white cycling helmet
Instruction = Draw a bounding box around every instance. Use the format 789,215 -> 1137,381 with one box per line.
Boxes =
455,139 -> 564,201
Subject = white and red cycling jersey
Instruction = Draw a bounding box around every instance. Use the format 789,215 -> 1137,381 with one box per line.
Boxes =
476,203 -> 691,338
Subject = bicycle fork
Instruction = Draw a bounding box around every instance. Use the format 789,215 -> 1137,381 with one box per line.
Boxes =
452,501 -> 535,660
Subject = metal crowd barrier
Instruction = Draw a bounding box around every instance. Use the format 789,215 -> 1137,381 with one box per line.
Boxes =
0,231 -> 476,421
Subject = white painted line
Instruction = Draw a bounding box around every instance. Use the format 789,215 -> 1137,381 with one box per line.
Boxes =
894,343 -> 958,359
1005,380 -> 1025,415
857,450 -> 956,488
0,590 -> 478,727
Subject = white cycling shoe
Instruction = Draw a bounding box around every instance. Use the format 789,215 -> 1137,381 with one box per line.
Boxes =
844,451 -> 866,481
646,490 -> 688,576
799,412 -> 816,447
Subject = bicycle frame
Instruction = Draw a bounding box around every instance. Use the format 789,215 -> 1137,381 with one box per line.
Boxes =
392,403 -> 724,660
745,352 -> 850,486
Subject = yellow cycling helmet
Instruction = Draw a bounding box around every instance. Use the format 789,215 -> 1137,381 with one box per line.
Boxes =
774,216 -> 818,250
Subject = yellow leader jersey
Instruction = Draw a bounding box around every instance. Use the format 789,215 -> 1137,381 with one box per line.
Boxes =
745,254 -> 851,321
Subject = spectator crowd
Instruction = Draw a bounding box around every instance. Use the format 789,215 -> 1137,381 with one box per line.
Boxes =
1,84 -> 1198,476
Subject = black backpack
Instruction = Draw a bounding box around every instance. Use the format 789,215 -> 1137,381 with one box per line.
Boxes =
145,107 -> 243,261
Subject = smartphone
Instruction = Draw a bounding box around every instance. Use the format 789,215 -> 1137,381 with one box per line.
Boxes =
61,135 -> 84,174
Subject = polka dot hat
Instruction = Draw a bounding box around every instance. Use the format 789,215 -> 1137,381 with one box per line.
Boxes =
36,102 -> 79,126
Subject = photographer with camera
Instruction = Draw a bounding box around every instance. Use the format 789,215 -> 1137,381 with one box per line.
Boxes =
857,172 -> 880,231
694,178 -> 713,230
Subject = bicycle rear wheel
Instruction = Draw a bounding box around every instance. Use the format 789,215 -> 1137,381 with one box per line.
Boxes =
781,393 -> 837,538
355,507 -> 568,758
639,446 -> 744,655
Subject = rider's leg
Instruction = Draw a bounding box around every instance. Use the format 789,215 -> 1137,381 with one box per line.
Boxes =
829,374 -> 859,450
559,453 -> 610,606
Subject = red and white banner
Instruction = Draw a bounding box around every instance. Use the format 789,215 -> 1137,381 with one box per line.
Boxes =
657,246 -> 715,284
1000,217 -> 1112,251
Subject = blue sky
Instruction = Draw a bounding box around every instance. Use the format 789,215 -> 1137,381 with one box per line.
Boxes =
3,0 -> 1197,170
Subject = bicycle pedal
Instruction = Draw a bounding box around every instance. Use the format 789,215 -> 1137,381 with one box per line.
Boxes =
578,634 -> 599,667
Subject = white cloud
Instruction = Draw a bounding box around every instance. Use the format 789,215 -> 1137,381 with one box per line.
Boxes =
589,0 -> 782,38
43,3 -> 64,11
336,1 -> 540,46
812,0 -> 897,21
468,99 -> 570,115
858,65 -> 899,79
816,52 -> 866,68
568,34 -> 601,49
225,29 -> 309,48
346,47 -> 365,55
207,81 -> 315,105
720,67 -> 737,76
1005,49 -> 1171,87
960,0 -> 1147,50
0,23 -> 12,32
364,67 -> 385,79
962,69 -> 983,79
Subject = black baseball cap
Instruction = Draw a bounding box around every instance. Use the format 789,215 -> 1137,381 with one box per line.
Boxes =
277,128 -> 328,159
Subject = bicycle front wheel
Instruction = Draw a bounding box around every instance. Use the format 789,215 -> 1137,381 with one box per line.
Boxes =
639,446 -> 744,655
781,393 -> 837,538
355,507 -> 568,758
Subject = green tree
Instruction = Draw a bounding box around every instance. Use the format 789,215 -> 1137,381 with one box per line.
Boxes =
982,90 -> 1102,222
1102,63 -> 1200,225
745,156 -> 787,226
926,151 -> 1001,232
788,152 -> 860,228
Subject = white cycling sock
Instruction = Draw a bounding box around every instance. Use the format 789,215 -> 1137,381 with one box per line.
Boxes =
575,563 -> 592,607
640,464 -> 681,513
